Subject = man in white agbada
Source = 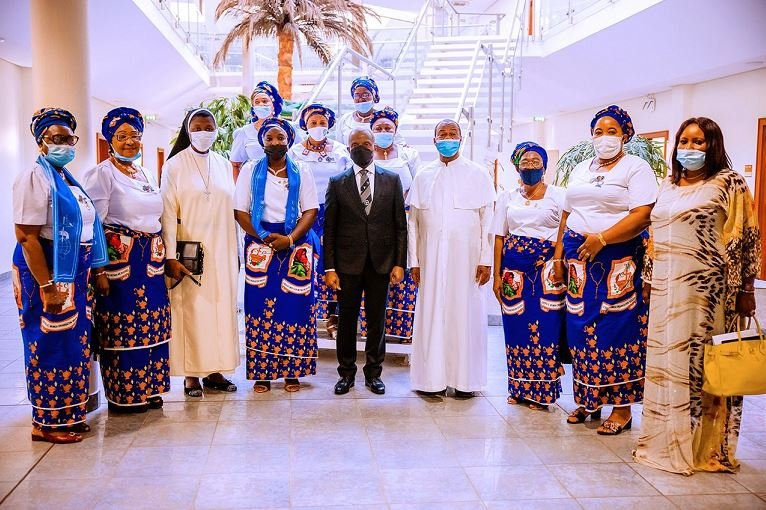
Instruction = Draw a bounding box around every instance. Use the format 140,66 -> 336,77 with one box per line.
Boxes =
161,109 -> 240,397
408,119 -> 495,398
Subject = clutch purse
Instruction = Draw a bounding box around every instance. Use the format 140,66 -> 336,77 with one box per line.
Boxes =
175,241 -> 204,275
703,317 -> 766,397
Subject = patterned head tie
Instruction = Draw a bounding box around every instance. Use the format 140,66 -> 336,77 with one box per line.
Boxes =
590,104 -> 635,140
350,76 -> 380,103
257,117 -> 296,148
30,107 -> 77,143
370,106 -> 399,129
101,107 -> 144,142
299,103 -> 336,130
512,141 -> 548,169
252,81 -> 284,117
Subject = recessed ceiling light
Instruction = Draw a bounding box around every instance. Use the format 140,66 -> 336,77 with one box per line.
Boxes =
0,38 -> 6,43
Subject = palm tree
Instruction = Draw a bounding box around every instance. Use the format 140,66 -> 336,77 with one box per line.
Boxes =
214,0 -> 378,100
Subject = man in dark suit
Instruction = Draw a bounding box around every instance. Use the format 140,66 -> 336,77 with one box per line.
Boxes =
324,127 -> 407,395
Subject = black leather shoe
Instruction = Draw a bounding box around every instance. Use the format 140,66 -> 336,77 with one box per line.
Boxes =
454,389 -> 475,399
365,377 -> 386,395
334,377 -> 355,395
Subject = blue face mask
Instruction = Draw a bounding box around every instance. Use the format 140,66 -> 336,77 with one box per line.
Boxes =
374,132 -> 395,149
435,139 -> 460,158
252,106 -> 272,120
520,168 -> 544,185
676,149 -> 706,171
355,101 -> 374,114
44,143 -> 76,168
113,149 -> 142,162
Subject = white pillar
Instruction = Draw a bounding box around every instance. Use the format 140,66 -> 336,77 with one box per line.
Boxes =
241,40 -> 254,96
30,0 -> 93,177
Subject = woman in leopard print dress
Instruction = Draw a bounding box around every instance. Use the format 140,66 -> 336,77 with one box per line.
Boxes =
634,117 -> 761,474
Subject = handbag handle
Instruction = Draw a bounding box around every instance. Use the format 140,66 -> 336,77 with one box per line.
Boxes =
737,316 -> 765,353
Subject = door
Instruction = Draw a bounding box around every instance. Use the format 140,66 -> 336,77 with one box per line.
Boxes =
754,118 -> 766,279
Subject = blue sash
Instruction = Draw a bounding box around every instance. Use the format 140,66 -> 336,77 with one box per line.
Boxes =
249,155 -> 301,240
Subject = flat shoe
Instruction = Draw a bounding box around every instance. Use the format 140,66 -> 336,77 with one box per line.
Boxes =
567,407 -> 601,424
32,429 -> 82,444
454,390 -> 475,399
597,417 -> 632,436
184,384 -> 203,398
148,396 -> 164,409
253,381 -> 271,393
202,376 -> 237,392
108,401 -> 149,414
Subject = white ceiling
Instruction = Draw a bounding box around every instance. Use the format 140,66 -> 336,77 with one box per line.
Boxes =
513,0 -> 766,119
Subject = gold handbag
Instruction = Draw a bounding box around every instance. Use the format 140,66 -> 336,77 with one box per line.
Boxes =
703,317 -> 766,397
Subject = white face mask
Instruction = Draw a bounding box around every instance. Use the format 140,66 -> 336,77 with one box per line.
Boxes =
592,135 -> 623,159
307,126 -> 328,142
190,130 -> 217,152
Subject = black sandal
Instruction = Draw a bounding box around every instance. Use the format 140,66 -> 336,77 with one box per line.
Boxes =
184,383 -> 203,398
253,381 -> 271,393
148,396 -> 164,409
202,376 -> 237,392
566,406 -> 602,424
108,401 -> 149,413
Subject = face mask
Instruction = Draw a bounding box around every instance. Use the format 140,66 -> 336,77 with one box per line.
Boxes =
435,139 -> 460,158
520,168 -> 544,185
190,130 -> 217,152
252,106 -> 272,120
350,146 -> 374,168
355,101 -> 374,114
43,143 -> 76,168
264,144 -> 288,160
676,149 -> 706,171
374,132 -> 395,149
592,135 -> 622,159
113,149 -> 142,162
307,126 -> 328,142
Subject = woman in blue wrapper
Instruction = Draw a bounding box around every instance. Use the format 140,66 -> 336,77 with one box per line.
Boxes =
83,107 -> 171,414
12,108 -> 110,443
491,142 -> 566,410
234,118 -> 320,393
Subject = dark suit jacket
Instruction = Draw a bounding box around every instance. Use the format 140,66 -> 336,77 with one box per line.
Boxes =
323,165 -> 407,275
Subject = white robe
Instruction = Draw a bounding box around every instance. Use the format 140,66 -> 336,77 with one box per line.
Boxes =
160,147 -> 240,377
408,156 -> 495,392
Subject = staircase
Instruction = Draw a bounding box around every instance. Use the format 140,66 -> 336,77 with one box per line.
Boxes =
398,34 -> 507,162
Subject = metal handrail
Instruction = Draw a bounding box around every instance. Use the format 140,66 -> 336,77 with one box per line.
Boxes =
296,46 -> 397,121
501,0 -> 527,66
391,0 -> 434,76
453,40 -> 483,123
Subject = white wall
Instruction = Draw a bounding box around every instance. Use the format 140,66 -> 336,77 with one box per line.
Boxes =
0,58 -> 174,273
511,67 -> 766,189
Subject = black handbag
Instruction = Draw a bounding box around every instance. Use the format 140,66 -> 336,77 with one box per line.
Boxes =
175,241 -> 204,275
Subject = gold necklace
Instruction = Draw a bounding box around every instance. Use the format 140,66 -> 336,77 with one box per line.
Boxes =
596,151 -> 624,169
521,183 -> 545,206
111,157 -> 137,177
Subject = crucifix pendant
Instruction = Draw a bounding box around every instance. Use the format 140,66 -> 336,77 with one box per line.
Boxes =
204,190 -> 211,199
524,200 -> 531,206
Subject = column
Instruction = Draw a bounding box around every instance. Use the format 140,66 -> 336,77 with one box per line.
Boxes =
30,0 -> 93,177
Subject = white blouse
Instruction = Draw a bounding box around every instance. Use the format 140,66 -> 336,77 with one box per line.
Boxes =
336,111 -> 406,146
491,185 -> 566,241
289,140 -> 350,204
374,145 -> 421,192
13,162 -> 95,242
564,154 -> 658,234
234,162 -> 319,223
83,160 -> 163,233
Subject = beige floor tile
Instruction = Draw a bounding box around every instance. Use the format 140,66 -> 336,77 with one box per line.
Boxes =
465,465 -> 571,501
131,420 -> 217,447
484,500 -> 581,510
358,397 -> 432,419
667,494 -> 766,509
289,468 -> 387,506
370,438 -> 460,469
205,443 -> 290,473
576,496 -> 676,509
434,415 -> 517,439
116,445 -> 210,476
26,446 -> 125,480
735,437 -> 766,460
0,406 -> 34,428
290,397 -> 362,420
451,438 -> 542,467
366,417 -> 443,441
218,399 -> 291,421
0,450 -> 44,483
0,481 -> 16,501
291,417 -> 368,442
631,463 -> 749,496
391,503 -> 487,510
142,401 -> 223,423
92,475 -> 200,510
0,478 -> 103,509
213,419 -> 292,445
735,460 -> 766,492
423,396 -> 501,417
381,467 -> 479,504
195,472 -> 290,509
548,463 -> 660,498
291,438 -> 375,471
526,436 -> 623,464
0,426 -> 52,454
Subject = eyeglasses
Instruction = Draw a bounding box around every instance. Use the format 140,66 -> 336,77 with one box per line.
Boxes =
354,93 -> 373,101
43,135 -> 79,146
519,164 -> 543,170
114,133 -> 142,142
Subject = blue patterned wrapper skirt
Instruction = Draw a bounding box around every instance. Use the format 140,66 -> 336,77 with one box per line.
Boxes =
13,240 -> 93,429
500,234 -> 566,405
563,229 -> 649,412
94,224 -> 171,407
244,222 -> 319,381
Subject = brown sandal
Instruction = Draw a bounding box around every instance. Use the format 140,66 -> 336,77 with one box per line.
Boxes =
597,417 -> 632,436
284,378 -> 300,392
567,406 -> 602,424
253,381 -> 271,393
32,428 -> 83,444
507,395 -> 548,410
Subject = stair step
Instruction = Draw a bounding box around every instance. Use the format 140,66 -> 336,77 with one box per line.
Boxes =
412,87 -> 479,96
400,107 -> 456,116
432,34 -> 507,44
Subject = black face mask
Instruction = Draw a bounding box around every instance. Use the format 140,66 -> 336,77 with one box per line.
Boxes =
265,144 -> 288,160
350,146 -> 374,168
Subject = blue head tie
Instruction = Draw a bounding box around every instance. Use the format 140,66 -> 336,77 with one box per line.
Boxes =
512,141 -> 548,169
350,76 -> 380,103
590,105 -> 635,140
30,107 -> 77,143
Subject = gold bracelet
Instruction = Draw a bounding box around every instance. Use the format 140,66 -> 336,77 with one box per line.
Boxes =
287,234 -> 294,247
597,233 -> 607,247
39,280 -> 54,289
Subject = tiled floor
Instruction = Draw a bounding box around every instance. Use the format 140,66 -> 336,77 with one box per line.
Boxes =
1,279 -> 766,509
